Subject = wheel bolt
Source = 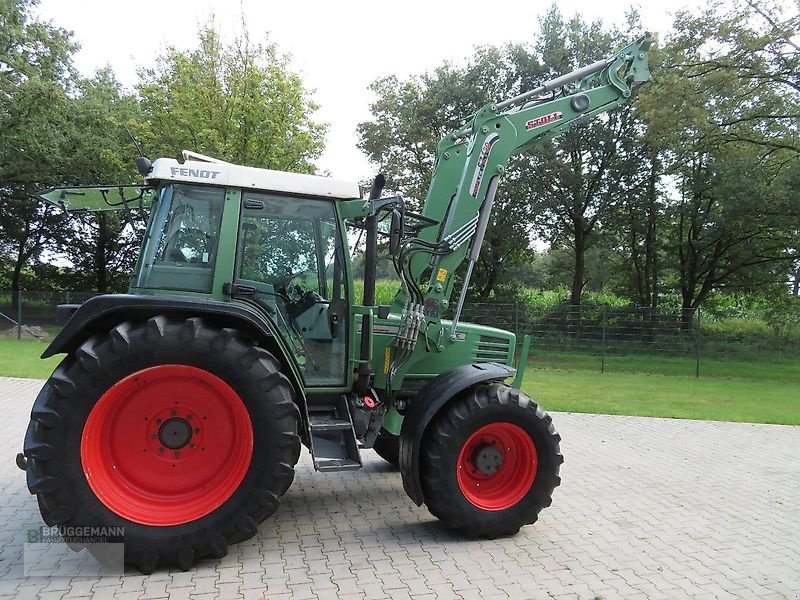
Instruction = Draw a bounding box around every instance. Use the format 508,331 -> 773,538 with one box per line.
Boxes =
174,451 -> 181,458
194,428 -> 200,434
158,447 -> 164,453
171,410 -> 177,417
156,418 -> 162,424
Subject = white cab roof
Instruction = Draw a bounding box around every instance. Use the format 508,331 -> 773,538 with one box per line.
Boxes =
147,157 -> 360,200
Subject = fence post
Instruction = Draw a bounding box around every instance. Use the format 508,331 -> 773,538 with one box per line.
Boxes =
16,290 -> 22,340
695,307 -> 701,378
601,306 -> 606,374
514,303 -> 520,335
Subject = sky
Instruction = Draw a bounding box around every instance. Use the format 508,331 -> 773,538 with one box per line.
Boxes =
35,0 -> 695,183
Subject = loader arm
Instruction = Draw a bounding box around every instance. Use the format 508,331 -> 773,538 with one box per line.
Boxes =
397,33 -> 653,328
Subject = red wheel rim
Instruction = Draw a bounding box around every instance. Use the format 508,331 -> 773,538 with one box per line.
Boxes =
81,365 -> 253,526
456,422 -> 538,511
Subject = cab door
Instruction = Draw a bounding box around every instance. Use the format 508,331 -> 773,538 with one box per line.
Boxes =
234,191 -> 349,387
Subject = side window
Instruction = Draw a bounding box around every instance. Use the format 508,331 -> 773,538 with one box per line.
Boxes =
239,216 -> 320,293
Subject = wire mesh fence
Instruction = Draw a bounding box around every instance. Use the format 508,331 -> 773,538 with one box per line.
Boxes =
458,302 -> 798,379
1,291 -> 797,380
0,291 -> 96,340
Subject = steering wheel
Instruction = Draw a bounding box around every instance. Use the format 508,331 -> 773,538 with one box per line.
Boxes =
163,227 -> 212,263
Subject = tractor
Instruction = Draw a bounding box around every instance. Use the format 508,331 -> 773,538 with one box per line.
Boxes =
19,34 -> 652,572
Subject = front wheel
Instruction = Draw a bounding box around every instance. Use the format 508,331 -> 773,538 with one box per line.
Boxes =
420,383 -> 562,537
372,428 -> 400,467
23,316 -> 301,572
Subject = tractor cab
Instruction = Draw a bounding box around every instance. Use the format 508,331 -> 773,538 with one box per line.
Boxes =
40,153 -> 365,388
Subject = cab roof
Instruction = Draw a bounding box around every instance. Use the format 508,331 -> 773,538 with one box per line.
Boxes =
147,154 -> 361,200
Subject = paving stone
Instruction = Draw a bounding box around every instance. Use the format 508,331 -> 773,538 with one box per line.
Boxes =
2,377 -> 799,599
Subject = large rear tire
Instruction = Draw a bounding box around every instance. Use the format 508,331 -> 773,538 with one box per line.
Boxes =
420,382 -> 562,537
23,316 -> 301,572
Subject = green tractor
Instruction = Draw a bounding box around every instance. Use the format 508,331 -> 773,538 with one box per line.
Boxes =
19,35 -> 652,572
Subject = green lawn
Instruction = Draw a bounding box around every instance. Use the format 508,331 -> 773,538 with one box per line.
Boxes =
528,349 -> 798,382
1,338 -> 797,425
0,338 -> 62,379
522,369 -> 799,425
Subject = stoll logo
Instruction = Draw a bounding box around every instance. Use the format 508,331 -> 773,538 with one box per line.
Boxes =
525,111 -> 563,130
469,133 -> 500,198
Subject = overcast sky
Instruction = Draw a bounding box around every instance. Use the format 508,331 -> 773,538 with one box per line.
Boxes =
36,0 -> 694,182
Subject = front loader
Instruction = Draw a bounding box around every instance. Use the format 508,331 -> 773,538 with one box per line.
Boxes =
19,34 -> 652,572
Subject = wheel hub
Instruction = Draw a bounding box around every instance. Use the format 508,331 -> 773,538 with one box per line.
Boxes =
456,422 -> 538,511
473,443 -> 503,475
158,417 -> 193,449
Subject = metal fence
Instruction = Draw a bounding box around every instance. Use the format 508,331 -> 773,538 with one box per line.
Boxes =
2,291 -> 797,379
0,291 -> 97,339
458,302 -> 798,379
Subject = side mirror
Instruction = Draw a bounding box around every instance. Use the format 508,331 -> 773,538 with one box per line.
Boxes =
389,209 -> 403,255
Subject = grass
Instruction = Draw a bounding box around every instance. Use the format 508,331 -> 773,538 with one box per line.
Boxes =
528,349 -> 798,382
1,337 -> 797,425
0,338 -> 62,380
522,369 -> 799,425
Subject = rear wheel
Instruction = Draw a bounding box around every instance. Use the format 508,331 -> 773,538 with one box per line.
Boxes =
23,316 -> 301,572
420,382 -> 562,537
372,428 -> 400,467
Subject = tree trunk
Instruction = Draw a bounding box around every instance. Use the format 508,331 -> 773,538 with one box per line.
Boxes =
644,155 -> 659,308
95,213 -> 109,293
10,217 -> 30,315
10,259 -> 24,317
478,267 -> 498,301
571,231 -> 586,306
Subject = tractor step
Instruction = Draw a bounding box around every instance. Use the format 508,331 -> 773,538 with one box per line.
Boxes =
307,397 -> 362,472
314,458 -> 362,472
308,415 -> 353,432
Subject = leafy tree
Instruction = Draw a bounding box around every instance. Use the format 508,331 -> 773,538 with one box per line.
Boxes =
136,24 -> 325,172
669,145 -> 798,327
637,0 -> 800,322
0,0 -> 76,306
54,70 -> 148,292
605,146 -> 663,308
524,9 -> 650,307
358,44 -> 545,300
359,8 -> 647,303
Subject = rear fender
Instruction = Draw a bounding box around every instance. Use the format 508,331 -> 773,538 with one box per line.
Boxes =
42,294 -> 302,391
398,362 -> 516,505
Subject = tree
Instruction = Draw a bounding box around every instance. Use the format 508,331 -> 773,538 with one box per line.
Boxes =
670,145 -> 798,326
358,44 -> 545,300
0,0 -> 76,307
53,70 -> 148,293
525,9 -> 650,307
636,0 -> 800,322
136,24 -> 326,173
606,146 -> 663,308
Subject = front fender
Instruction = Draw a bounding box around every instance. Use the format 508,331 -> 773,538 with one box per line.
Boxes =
398,362 -> 516,506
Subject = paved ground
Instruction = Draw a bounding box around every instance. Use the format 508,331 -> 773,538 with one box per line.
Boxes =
0,376 -> 798,600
